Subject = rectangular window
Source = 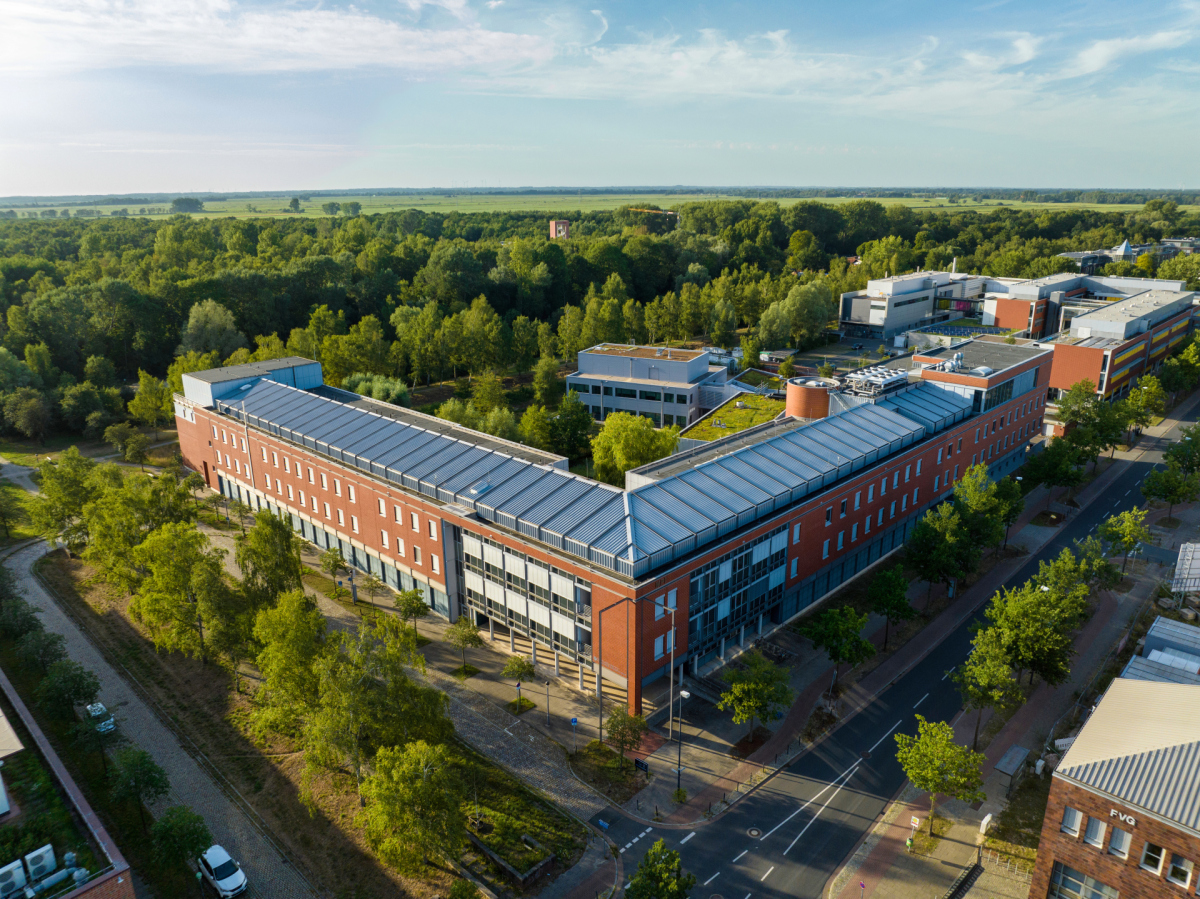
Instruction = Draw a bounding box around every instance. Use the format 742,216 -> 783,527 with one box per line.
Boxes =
868,485 -> 874,502
791,558 -> 798,577
1083,817 -> 1105,848
957,438 -> 962,452
333,479 -> 341,497
308,466 -> 314,483
1168,855 -> 1192,887
793,523 -> 801,544
286,485 -> 293,501
822,539 -> 830,559
272,452 -> 278,467
320,473 -> 328,489
889,501 -> 896,519
934,476 -> 940,491
654,635 -> 665,660
429,521 -> 437,540
972,453 -> 977,466
432,554 -> 440,575
381,530 -> 389,549
937,448 -> 943,464
221,429 -> 227,444
840,499 -> 847,517
241,438 -> 247,452
893,472 -> 899,488
614,387 -> 637,399
1108,828 -> 1130,858
901,495 -> 908,511
954,465 -> 959,480
283,457 -> 290,473
261,447 -> 268,461
411,512 -> 419,531
394,504 -> 402,522
639,390 -> 661,401
235,460 -> 241,474
213,425 -> 219,438
337,509 -> 344,526
916,459 -> 922,475
397,538 -> 405,557
312,497 -> 317,512
851,523 -> 858,541
275,478 -> 282,493
854,491 -> 861,510
825,507 -> 833,525
655,596 -> 666,620
881,477 -> 887,495
837,531 -> 844,550
350,515 -> 358,534
413,546 -> 422,565
975,427 -> 980,443
878,509 -> 884,526
1048,862 -> 1119,899
677,394 -> 688,404
378,499 -> 386,516
1060,807 -> 1083,836
1141,842 -> 1165,874
323,502 -> 331,518
864,514 -> 870,534
913,488 -> 919,504
348,484 -> 356,503
904,464 -> 911,482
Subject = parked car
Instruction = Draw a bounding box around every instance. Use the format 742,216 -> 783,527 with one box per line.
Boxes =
86,702 -> 114,733
198,846 -> 247,897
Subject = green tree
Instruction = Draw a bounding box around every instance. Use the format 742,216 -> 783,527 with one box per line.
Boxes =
519,404 -> 554,450
532,354 -> 560,406
867,564 -> 915,651
108,747 -> 170,831
359,741 -> 465,872
236,510 -> 304,610
177,298 -> 248,358
952,463 -> 1005,554
605,706 -> 648,773
321,202 -> 341,216
445,615 -> 485,672
71,714 -> 122,775
0,487 -> 25,540
626,839 -> 696,899
393,588 -> 428,638
550,390 -> 594,460
799,605 -> 875,695
894,715 -> 985,836
84,355 -> 118,388
17,628 -> 66,672
1165,424 -> 1200,475
1143,460 -> 1200,520
151,806 -> 213,873
994,476 -> 1025,548
906,504 -> 976,599
502,655 -> 537,683
984,581 -> 1075,686
320,546 -> 349,579
4,388 -> 52,443
471,371 -> 505,413
35,659 -> 99,714
953,627 -> 1020,750
1098,507 -> 1151,573
127,370 -> 171,439
252,589 -> 327,735
590,412 -> 681,486
29,448 -> 99,550
777,356 -> 795,379
716,649 -> 793,740
124,432 -> 150,470
103,422 -> 137,455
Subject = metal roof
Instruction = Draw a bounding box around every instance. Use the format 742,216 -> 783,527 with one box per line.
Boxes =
1172,543 -> 1200,593
216,378 -> 979,581
1057,679 -> 1200,835
184,357 -> 317,383
1121,656 -> 1200,686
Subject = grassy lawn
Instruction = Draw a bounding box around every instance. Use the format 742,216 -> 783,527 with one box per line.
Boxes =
732,369 -> 784,391
985,774 -> 1050,870
0,478 -> 38,545
569,740 -> 648,805
684,395 -> 785,441
453,664 -> 481,680
910,813 -> 953,856
145,441 -> 180,467
506,696 -> 536,715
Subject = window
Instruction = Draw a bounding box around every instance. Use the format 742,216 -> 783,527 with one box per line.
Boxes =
396,538 -> 405,558
312,496 -> 318,511
413,546 -> 422,565
286,485 -> 294,500
901,495 -> 908,511
864,514 -> 870,534
378,499 -> 386,516
432,554 -> 440,575
1141,841 -> 1165,874
1061,807 -> 1083,836
868,485 -> 874,502
663,392 -> 673,402
333,479 -> 341,497
791,558 -> 798,577
937,448 -> 943,464
350,515 -> 358,534
1048,862 -> 1119,899
972,453 -> 977,466
337,509 -> 344,526
655,596 -> 666,620
323,502 -> 331,518
654,635 -> 665,660
261,447 -> 268,461
822,539 -> 830,559
913,488 -> 919,504
793,523 -> 801,543
904,464 -> 911,482
851,523 -> 858,541
275,478 -> 282,493
1108,828 -> 1130,858
307,466 -> 314,483
639,390 -> 661,401
272,452 -> 278,467
593,385 -> 602,395
381,530 -> 389,549
411,512 -> 419,531
840,499 -> 847,517
320,473 -> 328,489
283,458 -> 290,473
429,521 -> 437,540
614,387 -> 637,398
394,504 -> 402,522
893,472 -> 899,488
854,491 -> 861,510
1168,855 -> 1192,887
676,394 -> 688,404
975,427 -> 980,443
348,484 -> 356,503
1083,817 -> 1106,848
954,465 -> 959,480
221,429 -> 227,444
837,531 -> 844,550
889,501 -> 896,519
877,509 -> 884,526
934,476 -> 940,491
881,477 -> 887,495
241,438 -> 247,452
212,425 -> 219,439
825,507 -> 833,525
957,438 -> 962,452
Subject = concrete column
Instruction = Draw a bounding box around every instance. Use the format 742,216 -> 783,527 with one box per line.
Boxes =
532,641 -> 539,665
740,625 -> 746,647
578,661 -> 585,690
758,614 -> 764,635
488,618 -> 495,640
509,629 -> 515,652
554,652 -> 560,677
720,637 -> 725,660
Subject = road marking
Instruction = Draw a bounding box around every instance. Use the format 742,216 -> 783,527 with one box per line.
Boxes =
1126,490 -> 1131,496
733,850 -> 747,863
869,720 -> 904,754
760,866 -> 775,882
680,832 -> 696,845
704,873 -> 720,886
941,667 -> 955,680
784,763 -> 860,856
913,693 -> 929,709
744,894 -> 751,899
761,760 -> 861,839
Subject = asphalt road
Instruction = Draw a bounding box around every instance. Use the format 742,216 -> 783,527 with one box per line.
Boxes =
599,406 -> 1195,899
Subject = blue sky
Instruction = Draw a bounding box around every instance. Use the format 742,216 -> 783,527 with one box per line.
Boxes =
1,0 -> 1198,195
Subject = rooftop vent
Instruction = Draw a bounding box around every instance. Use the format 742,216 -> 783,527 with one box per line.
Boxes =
469,480 -> 491,496
970,366 -> 994,376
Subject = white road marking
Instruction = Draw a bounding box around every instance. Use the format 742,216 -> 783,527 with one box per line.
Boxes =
761,866 -> 775,882
704,873 -> 721,886
761,761 -> 861,840
744,894 -> 751,899
1125,490 -> 1131,496
913,693 -> 929,709
733,850 -> 747,862
680,832 -> 696,845
941,667 -> 955,680
784,764 -> 860,856
869,720 -> 904,754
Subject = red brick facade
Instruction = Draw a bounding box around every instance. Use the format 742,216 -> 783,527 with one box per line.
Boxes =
1029,776 -> 1200,899
62,870 -> 136,899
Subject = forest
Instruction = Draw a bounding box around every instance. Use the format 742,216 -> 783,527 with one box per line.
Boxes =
1,198 -> 1199,447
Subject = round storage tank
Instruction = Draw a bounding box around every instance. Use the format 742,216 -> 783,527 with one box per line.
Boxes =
786,378 -> 836,419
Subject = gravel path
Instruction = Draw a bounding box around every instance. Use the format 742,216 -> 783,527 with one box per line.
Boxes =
8,541 -> 318,899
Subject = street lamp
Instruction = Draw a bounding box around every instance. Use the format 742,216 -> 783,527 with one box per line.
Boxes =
676,690 -> 691,793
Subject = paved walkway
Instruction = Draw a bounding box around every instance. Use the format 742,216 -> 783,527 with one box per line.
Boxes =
8,541 -> 318,899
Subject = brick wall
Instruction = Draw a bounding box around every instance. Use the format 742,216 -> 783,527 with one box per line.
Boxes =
63,870 -> 136,899
992,298 -> 1034,333
1029,776 -> 1200,899
1047,343 -> 1104,393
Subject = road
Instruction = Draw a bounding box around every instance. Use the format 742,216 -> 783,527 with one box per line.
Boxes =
599,408 -> 1193,899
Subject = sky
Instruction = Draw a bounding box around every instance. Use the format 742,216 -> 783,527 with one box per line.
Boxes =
1,0 -> 1198,196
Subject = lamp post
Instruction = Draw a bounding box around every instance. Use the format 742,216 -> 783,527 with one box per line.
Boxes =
545,681 -> 550,726
676,689 -> 691,793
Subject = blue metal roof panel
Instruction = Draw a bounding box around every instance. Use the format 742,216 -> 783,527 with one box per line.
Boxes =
522,476 -> 594,527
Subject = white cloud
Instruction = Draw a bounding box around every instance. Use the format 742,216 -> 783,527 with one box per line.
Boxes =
486,0 -> 505,8
1063,30 -> 1191,77
0,0 -> 551,73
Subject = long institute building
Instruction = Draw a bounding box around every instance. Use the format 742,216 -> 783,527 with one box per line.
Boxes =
175,340 -> 1048,712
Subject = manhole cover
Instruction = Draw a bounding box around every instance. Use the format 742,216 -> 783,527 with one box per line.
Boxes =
747,828 -> 762,838
711,894 -> 724,899
861,750 -> 871,760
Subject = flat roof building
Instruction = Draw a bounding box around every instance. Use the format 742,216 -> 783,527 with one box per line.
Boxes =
176,336 -> 1049,713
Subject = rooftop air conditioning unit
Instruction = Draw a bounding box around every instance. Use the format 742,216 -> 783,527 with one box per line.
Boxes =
656,348 -> 664,356
24,846 -> 54,882
0,860 -> 26,898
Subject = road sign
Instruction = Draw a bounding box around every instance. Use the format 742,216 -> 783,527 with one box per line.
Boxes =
571,717 -> 578,727
911,816 -> 920,829
635,758 -> 649,773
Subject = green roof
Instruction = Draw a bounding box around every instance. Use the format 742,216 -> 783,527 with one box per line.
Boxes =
681,394 -> 786,442
733,369 -> 784,391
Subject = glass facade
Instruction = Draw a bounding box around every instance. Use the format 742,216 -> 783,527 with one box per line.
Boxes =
1048,862 -> 1118,899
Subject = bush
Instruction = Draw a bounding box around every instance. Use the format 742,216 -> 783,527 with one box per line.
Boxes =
342,373 -> 410,407
0,597 -> 41,640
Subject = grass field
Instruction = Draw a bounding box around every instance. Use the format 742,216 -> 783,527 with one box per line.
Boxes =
11,192 -> 1194,221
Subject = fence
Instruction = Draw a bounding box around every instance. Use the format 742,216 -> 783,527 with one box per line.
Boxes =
982,848 -> 1034,883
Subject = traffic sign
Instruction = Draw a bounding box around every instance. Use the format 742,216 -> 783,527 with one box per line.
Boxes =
571,717 -> 578,727
635,758 -> 649,773
910,816 -> 920,829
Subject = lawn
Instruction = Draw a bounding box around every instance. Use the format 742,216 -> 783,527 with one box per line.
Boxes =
684,394 -> 785,441
0,478 -> 38,545
985,773 -> 1050,870
910,813 -> 953,856
569,739 -> 649,805
732,369 -> 784,391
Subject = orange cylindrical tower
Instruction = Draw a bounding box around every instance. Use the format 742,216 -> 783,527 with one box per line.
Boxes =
785,378 -> 836,419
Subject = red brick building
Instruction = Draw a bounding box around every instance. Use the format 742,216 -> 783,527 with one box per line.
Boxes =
1029,679 -> 1200,899
176,342 -> 1049,713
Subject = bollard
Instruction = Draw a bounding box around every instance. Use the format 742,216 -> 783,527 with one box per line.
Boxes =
655,805 -> 658,817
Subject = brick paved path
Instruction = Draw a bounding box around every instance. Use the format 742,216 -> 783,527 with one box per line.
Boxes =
9,542 -> 318,899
